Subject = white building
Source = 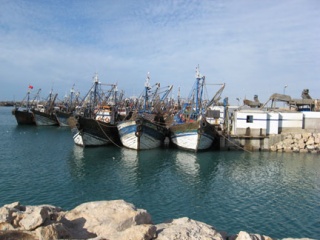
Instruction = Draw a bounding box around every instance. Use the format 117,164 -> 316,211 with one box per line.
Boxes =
231,109 -> 319,136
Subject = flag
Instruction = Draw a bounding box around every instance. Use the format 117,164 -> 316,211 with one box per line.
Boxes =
28,85 -> 33,89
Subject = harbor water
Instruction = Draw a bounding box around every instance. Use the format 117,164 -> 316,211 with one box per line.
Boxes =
1,106 -> 319,239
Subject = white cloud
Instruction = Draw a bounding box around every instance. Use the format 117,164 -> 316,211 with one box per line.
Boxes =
1,0 -> 319,104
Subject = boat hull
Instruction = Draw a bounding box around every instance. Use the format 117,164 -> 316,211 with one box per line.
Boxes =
117,117 -> 167,150
12,109 -> 35,125
75,116 -> 121,147
55,111 -> 73,127
32,110 -> 59,126
169,120 -> 216,151
73,131 -> 84,146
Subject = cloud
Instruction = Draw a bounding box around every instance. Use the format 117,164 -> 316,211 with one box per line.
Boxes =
1,0 -> 319,104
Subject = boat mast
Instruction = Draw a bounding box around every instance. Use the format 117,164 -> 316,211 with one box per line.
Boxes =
178,87 -> 181,108
26,90 -> 30,109
93,73 -> 99,108
70,84 -> 75,110
144,72 -> 150,112
31,89 -> 41,108
195,65 -> 205,116
47,88 -> 53,111
195,66 -> 201,115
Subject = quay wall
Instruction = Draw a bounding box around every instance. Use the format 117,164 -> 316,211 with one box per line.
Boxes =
220,131 -> 320,153
303,112 -> 320,130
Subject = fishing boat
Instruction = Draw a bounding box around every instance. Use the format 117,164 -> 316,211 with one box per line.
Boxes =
117,73 -> 172,150
12,86 -> 40,125
55,85 -> 81,127
73,73 -> 122,147
32,89 -> 59,126
169,66 -> 224,151
75,105 -> 122,147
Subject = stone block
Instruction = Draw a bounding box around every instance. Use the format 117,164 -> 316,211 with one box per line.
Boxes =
292,147 -> 300,153
307,145 -> 315,151
306,137 -> 315,145
294,133 -> 302,140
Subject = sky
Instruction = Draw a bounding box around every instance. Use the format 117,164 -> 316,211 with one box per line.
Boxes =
1,0 -> 319,105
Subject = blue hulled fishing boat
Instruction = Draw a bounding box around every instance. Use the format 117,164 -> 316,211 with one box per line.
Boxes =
117,73 -> 172,150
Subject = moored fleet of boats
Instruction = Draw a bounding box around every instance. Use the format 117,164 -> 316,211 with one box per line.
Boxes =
11,66 -> 227,152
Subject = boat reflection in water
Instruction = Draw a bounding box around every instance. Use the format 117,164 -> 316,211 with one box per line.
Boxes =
174,151 -> 200,177
172,150 -> 221,192
120,147 -> 139,164
68,145 -> 86,179
73,144 -> 85,161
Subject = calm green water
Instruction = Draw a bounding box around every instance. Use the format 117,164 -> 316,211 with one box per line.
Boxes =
1,107 -> 319,239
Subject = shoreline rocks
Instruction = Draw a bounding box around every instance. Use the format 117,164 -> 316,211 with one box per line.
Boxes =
270,132 -> 320,153
0,200 -> 314,240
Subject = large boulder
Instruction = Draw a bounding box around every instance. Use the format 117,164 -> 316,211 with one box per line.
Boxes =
34,223 -> 72,240
19,205 -> 62,231
62,199 -> 155,239
282,238 -> 315,240
0,200 -> 315,240
155,217 -> 226,240
0,230 -> 36,240
0,202 -> 62,230
0,202 -> 21,224
229,231 -> 273,240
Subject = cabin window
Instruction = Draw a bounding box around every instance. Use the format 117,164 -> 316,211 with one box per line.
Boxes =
206,110 -> 220,119
246,115 -> 253,123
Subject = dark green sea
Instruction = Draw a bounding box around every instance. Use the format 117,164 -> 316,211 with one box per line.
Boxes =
1,107 -> 319,239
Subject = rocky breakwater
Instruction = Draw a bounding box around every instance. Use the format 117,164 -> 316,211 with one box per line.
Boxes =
270,132 -> 320,153
0,200 -> 314,240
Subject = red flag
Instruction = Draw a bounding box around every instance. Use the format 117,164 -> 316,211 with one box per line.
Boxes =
28,85 -> 33,89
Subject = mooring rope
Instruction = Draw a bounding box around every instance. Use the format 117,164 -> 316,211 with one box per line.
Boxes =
220,134 -> 252,153
96,120 -> 123,148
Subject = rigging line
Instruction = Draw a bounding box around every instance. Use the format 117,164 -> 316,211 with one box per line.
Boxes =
97,120 -> 123,148
220,134 -> 252,153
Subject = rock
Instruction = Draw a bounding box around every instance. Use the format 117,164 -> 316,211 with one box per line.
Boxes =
62,200 -> 154,239
306,145 -> 315,151
283,138 -> 294,145
270,145 -> 277,152
282,238 -> 315,240
0,222 -> 14,231
0,230 -> 36,240
19,206 -> 48,231
0,201 -> 21,223
19,205 -> 62,231
302,133 -> 311,140
155,217 -> 225,240
285,134 -> 293,139
111,224 -> 156,240
0,200 -> 315,240
306,137 -> 315,145
298,140 -> 305,149
284,147 -> 292,153
34,223 -> 71,240
294,133 -> 302,140
292,147 -> 300,153
276,143 -> 284,150
229,231 -> 273,240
